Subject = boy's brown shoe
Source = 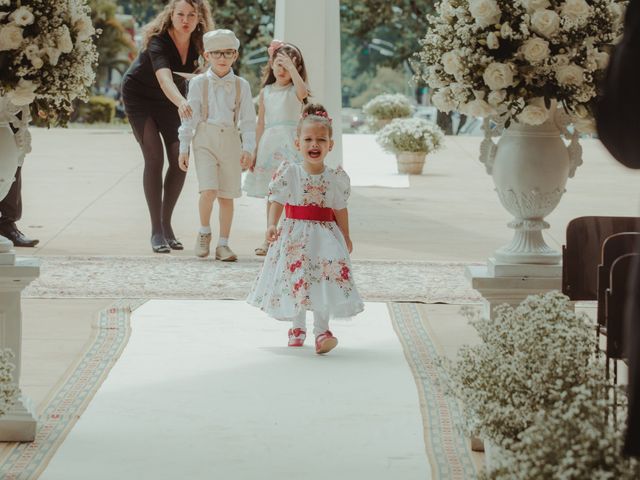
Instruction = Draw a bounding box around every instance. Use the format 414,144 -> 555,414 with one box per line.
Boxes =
215,245 -> 237,262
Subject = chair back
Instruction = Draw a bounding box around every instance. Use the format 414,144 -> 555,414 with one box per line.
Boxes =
606,253 -> 640,359
597,232 -> 640,326
562,216 -> 640,300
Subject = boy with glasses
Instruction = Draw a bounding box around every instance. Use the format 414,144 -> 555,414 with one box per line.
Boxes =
178,29 -> 256,261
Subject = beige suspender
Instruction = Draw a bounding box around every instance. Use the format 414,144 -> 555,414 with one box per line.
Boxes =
200,76 -> 242,127
201,77 -> 209,120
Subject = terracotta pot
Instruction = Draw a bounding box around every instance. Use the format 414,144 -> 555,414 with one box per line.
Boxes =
396,151 -> 426,174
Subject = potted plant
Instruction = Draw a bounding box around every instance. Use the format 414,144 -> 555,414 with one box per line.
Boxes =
485,370 -> 640,479
362,93 -> 413,131
443,292 -> 596,449
414,0 -> 625,264
375,117 -> 444,174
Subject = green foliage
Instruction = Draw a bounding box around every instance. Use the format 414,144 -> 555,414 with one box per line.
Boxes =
347,67 -> 414,108
90,0 -> 136,88
75,95 -> 117,124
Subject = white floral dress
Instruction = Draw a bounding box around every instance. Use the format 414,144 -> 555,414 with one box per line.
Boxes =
242,83 -> 303,198
247,162 -> 364,321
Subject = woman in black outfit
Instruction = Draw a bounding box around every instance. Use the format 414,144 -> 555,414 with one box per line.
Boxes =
122,0 -> 214,253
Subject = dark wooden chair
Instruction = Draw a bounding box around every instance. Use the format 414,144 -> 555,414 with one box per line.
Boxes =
597,232 -> 640,330
562,216 -> 640,300
606,253 -> 640,361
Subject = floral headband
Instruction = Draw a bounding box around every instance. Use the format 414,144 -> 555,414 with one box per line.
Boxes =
302,110 -> 332,124
267,39 -> 285,58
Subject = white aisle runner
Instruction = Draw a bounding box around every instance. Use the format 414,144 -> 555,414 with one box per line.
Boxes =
39,301 -> 429,480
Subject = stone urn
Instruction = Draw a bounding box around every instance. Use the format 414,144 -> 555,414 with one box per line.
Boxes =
395,151 -> 426,175
479,107 -> 583,264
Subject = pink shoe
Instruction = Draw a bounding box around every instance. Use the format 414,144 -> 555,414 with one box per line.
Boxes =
315,330 -> 338,354
288,328 -> 306,347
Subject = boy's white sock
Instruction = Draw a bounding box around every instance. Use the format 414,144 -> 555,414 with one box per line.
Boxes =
218,237 -> 229,247
199,226 -> 212,234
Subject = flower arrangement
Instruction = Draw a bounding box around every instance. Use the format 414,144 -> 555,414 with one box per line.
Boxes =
444,292 -> 596,445
376,117 -> 445,154
484,370 -> 640,479
363,93 -> 413,131
415,0 -> 627,132
0,349 -> 18,418
0,0 -> 98,125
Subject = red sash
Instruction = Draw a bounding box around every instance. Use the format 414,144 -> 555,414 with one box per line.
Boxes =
285,204 -> 336,222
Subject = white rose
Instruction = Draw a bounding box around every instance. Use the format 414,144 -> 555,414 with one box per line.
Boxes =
0,24 -> 24,51
7,79 -> 37,106
561,0 -> 591,22
487,32 -> 500,50
58,25 -> 73,54
554,54 -> 570,66
518,103 -> 549,125
431,88 -> 457,113
462,99 -> 497,118
531,9 -> 560,38
556,64 -> 584,86
9,6 -> 34,26
594,50 -> 609,70
483,62 -> 514,91
488,89 -> 507,107
520,37 -> 550,63
522,0 -> 550,11
442,51 -> 463,76
469,0 -> 502,28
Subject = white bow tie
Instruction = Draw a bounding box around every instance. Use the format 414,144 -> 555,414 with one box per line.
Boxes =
211,77 -> 233,94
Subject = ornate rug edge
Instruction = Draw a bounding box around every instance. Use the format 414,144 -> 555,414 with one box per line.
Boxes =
0,299 -> 143,480
389,303 -> 478,480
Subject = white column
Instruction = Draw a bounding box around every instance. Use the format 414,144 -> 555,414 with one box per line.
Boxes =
0,258 -> 40,441
275,0 -> 343,168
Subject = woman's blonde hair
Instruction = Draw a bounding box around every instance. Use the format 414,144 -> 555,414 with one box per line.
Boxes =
142,0 -> 214,55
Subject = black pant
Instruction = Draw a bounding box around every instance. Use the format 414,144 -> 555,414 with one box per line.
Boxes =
0,166 -> 21,229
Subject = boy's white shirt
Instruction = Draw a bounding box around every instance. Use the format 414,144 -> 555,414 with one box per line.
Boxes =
178,68 -> 257,154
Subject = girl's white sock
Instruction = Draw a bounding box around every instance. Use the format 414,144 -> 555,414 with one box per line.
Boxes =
199,226 -> 212,234
218,237 -> 229,247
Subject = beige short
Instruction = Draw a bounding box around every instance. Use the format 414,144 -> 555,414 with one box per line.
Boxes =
192,123 -> 243,198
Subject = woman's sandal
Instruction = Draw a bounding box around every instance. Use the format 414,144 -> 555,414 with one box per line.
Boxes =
151,235 -> 171,254
167,238 -> 184,250
254,242 -> 269,256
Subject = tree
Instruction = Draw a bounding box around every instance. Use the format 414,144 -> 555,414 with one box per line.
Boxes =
90,0 -> 137,88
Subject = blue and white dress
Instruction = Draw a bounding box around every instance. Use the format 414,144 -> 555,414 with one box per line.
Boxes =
243,83 -> 303,198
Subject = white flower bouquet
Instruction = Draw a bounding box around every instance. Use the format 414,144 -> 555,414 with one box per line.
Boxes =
0,0 -> 98,125
376,117 -> 445,155
363,93 -> 413,122
416,0 -> 627,132
444,292 -> 597,446
0,349 -> 18,418
484,369 -> 640,479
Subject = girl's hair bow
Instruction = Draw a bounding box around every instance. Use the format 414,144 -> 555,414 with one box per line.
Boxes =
267,39 -> 285,58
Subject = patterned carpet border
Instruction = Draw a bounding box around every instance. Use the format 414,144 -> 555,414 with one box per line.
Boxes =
23,256 -> 483,304
0,300 -> 142,480
389,303 -> 478,480
1,300 -> 478,479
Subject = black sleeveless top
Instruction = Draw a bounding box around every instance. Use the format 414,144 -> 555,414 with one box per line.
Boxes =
122,31 -> 200,117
